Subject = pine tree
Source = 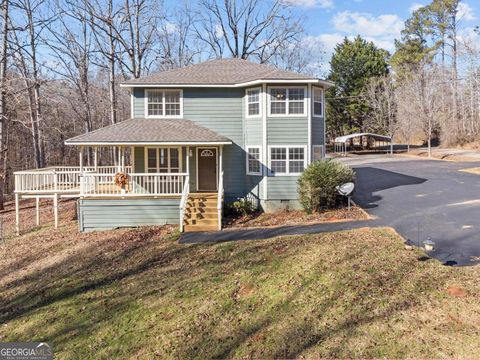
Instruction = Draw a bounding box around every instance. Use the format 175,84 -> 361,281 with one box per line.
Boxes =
326,36 -> 389,138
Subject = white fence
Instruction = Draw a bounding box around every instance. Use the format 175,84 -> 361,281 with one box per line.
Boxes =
81,173 -> 188,197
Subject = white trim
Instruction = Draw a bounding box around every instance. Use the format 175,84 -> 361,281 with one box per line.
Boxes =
267,86 -> 307,117
307,84 -> 312,164
130,91 -> 134,118
245,87 -> 262,118
120,79 -> 335,89
144,146 -> 183,173
262,83 -> 268,200
144,89 -> 183,119
65,141 -> 232,146
312,86 -> 324,118
312,145 -> 325,161
268,145 -> 307,176
246,146 -> 262,176
196,146 -> 219,192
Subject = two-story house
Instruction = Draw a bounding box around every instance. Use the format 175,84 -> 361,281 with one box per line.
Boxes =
14,58 -> 332,233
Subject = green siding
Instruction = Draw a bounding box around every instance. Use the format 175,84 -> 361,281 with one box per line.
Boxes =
245,117 -> 262,145
78,198 -> 180,231
133,88 -> 145,118
183,88 -> 245,198
312,116 -> 324,145
267,177 -> 299,200
267,117 -> 308,144
134,147 -> 145,172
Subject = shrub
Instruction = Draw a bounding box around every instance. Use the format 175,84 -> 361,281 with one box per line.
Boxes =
228,198 -> 256,217
298,159 -> 355,213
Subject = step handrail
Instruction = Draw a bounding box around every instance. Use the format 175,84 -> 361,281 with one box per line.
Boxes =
179,175 -> 190,232
217,171 -> 224,230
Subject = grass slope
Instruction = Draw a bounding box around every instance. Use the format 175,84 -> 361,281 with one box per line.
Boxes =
0,204 -> 479,359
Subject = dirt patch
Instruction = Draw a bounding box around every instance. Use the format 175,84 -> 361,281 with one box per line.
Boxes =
225,206 -> 370,229
447,285 -> 468,298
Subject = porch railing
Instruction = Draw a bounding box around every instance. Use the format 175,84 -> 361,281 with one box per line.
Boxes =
80,173 -> 188,197
14,166 -> 132,194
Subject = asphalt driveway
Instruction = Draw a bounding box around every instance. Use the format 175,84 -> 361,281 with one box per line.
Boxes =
344,155 -> 480,266
181,154 -> 480,266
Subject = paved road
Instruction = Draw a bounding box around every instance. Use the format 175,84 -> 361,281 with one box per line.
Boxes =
343,155 -> 480,266
181,155 -> 480,266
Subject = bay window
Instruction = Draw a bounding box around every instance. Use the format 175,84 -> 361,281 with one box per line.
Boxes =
269,87 -> 306,116
313,87 -> 324,117
246,88 -> 261,117
246,146 -> 262,175
269,146 -> 306,175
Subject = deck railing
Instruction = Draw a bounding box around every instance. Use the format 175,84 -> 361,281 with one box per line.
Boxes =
14,166 -> 132,194
80,173 -> 188,197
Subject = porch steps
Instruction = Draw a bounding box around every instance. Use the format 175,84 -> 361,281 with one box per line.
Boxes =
183,193 -> 219,232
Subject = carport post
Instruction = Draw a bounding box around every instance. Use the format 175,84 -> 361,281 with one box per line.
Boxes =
36,197 -> 40,226
15,193 -> 20,235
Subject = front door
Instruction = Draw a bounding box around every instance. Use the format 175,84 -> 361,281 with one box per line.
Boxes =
197,148 -> 217,191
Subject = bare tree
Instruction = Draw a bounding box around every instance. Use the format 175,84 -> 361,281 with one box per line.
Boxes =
396,62 -> 444,157
0,0 -> 9,209
364,75 -> 398,154
114,0 -> 163,78
157,2 -> 198,70
47,0 -> 94,146
9,0 -> 52,168
196,0 -> 303,62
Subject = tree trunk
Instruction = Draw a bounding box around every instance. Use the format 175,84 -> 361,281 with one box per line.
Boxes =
0,0 -> 8,209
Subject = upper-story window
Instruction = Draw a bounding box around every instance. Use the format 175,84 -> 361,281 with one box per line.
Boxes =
246,88 -> 261,117
312,87 -> 324,117
145,89 -> 182,118
268,87 -> 306,116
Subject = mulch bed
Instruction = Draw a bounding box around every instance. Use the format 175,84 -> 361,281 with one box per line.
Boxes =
224,205 -> 370,229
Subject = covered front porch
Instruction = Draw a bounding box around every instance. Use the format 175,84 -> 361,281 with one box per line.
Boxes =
14,119 -> 232,234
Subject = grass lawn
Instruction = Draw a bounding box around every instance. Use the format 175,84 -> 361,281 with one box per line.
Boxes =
1,202 -> 480,359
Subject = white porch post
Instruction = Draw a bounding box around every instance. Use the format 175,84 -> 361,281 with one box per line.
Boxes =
15,193 -> 20,235
36,197 -> 40,226
186,146 -> 190,175
94,146 -> 98,171
79,146 -> 84,174
120,146 -> 125,172
219,146 -> 223,179
53,193 -> 59,228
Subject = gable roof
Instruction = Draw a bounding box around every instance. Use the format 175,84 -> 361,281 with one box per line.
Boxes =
121,58 -> 333,88
65,119 -> 232,146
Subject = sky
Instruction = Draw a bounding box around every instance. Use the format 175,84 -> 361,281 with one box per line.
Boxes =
286,0 -> 480,73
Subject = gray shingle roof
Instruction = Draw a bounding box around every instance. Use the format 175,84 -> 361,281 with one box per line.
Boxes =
122,58 -> 318,86
65,119 -> 232,145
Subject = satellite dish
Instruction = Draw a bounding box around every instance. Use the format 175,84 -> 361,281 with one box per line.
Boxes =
336,182 -> 355,196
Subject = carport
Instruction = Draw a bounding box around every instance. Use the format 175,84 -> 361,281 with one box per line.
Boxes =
334,133 -> 392,156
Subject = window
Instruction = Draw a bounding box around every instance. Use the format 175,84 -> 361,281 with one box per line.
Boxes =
145,147 -> 181,173
313,87 -> 324,117
145,90 -> 182,118
246,88 -> 261,117
268,87 -> 306,116
312,145 -> 324,162
246,147 -> 262,175
269,146 -> 306,175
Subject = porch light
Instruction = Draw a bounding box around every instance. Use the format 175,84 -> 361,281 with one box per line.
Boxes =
189,149 -> 193,157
